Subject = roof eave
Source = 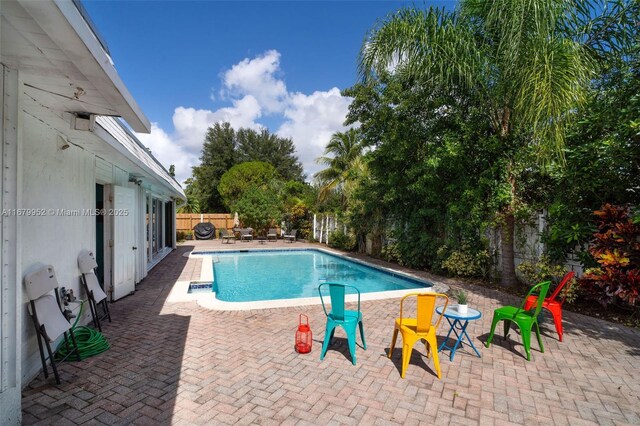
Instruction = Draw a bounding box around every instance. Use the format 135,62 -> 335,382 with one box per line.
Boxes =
18,0 -> 151,133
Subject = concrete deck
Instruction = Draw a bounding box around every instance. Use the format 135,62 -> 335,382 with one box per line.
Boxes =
22,241 -> 640,425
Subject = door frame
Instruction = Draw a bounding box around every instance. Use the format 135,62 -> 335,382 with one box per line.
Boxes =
98,183 -> 114,301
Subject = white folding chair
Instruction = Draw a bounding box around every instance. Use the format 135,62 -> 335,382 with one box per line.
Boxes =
24,265 -> 80,384
78,250 -> 111,332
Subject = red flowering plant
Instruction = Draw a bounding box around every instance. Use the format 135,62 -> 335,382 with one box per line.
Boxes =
580,204 -> 640,307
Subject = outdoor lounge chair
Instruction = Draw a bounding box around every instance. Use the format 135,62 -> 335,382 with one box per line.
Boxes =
240,228 -> 253,241
78,250 -> 111,332
24,265 -> 80,384
220,229 -> 236,244
267,228 -> 278,241
284,229 -> 297,243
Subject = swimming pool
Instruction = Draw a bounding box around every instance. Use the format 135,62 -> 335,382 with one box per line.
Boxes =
192,249 -> 432,302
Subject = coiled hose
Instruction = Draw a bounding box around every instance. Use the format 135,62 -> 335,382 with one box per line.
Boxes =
56,301 -> 110,361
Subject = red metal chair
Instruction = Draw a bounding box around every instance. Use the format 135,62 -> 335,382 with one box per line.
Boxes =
523,271 -> 575,342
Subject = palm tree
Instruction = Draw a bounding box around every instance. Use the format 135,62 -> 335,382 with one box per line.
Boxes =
314,128 -> 366,209
359,1 -> 596,287
177,195 -> 200,214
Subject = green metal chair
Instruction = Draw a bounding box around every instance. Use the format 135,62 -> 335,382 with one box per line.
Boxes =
318,282 -> 367,365
485,281 -> 551,361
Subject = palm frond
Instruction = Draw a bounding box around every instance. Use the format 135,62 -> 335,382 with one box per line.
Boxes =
360,1 -> 597,164
359,7 -> 485,96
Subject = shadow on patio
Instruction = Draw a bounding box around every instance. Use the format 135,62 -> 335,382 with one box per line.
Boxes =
21,242 -> 640,424
21,246 -> 194,424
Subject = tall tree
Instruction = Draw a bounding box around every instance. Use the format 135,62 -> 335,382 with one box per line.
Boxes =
344,74 -> 501,268
314,128 -> 366,209
544,40 -> 640,262
359,1 -> 596,287
189,122 -> 236,212
236,128 -> 305,181
218,161 -> 280,210
186,123 -> 305,212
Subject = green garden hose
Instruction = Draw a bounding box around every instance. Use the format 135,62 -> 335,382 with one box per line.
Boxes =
55,301 -> 110,361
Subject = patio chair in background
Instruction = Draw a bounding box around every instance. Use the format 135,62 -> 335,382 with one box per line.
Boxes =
220,229 -> 236,244
284,229 -> 297,243
267,228 -> 278,241
78,250 -> 111,332
486,281 -> 551,361
318,282 -> 367,365
389,292 -> 449,379
240,228 -> 253,241
24,265 -> 80,384
523,271 -> 575,342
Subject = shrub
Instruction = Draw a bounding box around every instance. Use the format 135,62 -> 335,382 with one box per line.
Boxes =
394,233 -> 442,269
517,256 -> 580,304
517,256 -> 567,286
381,241 -> 401,264
580,204 -> 640,307
231,186 -> 283,234
176,231 -> 186,241
440,246 -> 490,278
328,230 -> 356,251
283,203 -> 311,239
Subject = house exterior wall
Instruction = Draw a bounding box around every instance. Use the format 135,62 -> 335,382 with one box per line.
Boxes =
0,64 -> 23,426
18,111 -> 180,385
20,111 -> 98,383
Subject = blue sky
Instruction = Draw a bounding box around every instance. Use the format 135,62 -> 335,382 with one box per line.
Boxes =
83,1 -> 452,182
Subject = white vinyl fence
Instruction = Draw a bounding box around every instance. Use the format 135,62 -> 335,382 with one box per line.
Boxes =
313,209 -> 584,278
312,214 -> 343,244
485,210 -> 584,278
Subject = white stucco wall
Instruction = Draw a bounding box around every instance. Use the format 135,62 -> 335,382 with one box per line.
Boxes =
17,112 -> 178,385
20,113 -> 97,383
1,65 -> 23,426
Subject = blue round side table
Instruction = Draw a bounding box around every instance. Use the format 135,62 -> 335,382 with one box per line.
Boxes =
436,305 -> 482,361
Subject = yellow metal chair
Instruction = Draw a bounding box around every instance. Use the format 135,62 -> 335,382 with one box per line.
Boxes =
389,292 -> 449,379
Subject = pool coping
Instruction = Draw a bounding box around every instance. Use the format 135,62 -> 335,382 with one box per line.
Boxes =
166,246 -> 449,311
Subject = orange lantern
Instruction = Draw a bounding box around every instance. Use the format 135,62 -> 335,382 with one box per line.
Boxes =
295,314 -> 312,354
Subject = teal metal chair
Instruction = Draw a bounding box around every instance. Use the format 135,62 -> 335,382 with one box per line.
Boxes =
486,281 -> 551,361
318,282 -> 367,365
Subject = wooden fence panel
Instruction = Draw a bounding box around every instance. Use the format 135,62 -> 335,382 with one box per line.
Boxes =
176,213 -> 234,233
176,213 -> 283,237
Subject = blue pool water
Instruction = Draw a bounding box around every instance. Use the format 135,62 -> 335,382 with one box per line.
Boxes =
192,249 -> 431,302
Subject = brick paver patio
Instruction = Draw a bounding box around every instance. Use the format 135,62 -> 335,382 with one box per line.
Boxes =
22,241 -> 640,425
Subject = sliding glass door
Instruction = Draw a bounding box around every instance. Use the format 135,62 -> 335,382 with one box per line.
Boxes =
147,195 -> 172,266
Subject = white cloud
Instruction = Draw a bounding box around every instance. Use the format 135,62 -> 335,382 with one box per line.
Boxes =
278,88 -> 353,178
172,95 -> 263,152
136,123 -> 197,184
137,96 -> 264,185
222,50 -> 288,114
135,50 -> 354,186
